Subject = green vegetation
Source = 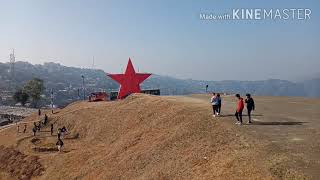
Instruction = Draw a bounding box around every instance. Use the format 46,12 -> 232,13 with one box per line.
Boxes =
23,78 -> 45,107
13,89 -> 29,106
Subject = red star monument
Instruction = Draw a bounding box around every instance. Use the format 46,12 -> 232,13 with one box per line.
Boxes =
107,58 -> 151,99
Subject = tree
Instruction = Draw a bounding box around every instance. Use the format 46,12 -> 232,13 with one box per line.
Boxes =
23,78 -> 45,107
13,89 -> 29,106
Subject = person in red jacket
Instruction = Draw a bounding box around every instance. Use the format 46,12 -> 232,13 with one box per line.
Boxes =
235,94 -> 244,125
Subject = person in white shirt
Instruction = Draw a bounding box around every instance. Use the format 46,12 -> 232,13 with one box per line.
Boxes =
210,92 -> 219,117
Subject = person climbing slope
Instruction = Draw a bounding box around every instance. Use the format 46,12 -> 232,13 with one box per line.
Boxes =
245,93 -> 255,124
37,122 -> 41,132
23,124 -> 27,133
235,94 -> 244,125
44,114 -> 48,125
60,126 -> 68,138
56,138 -> 64,152
50,124 -> 54,136
32,126 -> 37,136
57,128 -> 61,139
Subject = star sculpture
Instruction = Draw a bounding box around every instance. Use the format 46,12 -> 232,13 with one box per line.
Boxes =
107,58 -> 151,99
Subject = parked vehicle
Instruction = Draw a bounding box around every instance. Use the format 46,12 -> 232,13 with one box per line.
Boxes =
88,92 -> 108,102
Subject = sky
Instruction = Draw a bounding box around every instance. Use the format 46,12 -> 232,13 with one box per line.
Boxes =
0,0 -> 319,81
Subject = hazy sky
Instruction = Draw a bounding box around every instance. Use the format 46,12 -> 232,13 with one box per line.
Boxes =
0,0 -> 319,81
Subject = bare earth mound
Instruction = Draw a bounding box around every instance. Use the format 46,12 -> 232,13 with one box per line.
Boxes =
0,146 -> 44,180
0,94 -> 319,179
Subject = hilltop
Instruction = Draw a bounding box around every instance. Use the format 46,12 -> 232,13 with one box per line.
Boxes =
0,94 -> 319,179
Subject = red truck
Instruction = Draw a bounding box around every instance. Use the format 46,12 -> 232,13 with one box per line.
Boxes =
88,92 -> 108,102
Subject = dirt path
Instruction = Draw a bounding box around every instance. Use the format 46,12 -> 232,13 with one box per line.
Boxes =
0,119 -> 41,133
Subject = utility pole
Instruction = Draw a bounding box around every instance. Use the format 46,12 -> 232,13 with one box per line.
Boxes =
92,56 -> 95,69
51,88 -> 54,114
9,49 -> 15,91
81,75 -> 85,100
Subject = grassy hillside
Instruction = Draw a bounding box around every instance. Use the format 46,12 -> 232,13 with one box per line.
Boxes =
1,93 -> 318,179
0,94 -> 273,179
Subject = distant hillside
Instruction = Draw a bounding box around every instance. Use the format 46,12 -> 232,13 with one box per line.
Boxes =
301,78 -> 320,97
143,77 -> 309,97
0,61 -> 119,106
0,61 -> 319,107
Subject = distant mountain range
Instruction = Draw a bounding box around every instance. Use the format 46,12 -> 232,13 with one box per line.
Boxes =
0,61 -> 319,107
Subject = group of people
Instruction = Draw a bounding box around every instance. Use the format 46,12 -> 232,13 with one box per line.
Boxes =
17,123 -> 27,133
210,92 -> 255,125
235,93 -> 255,125
38,109 -> 66,152
32,113 -> 50,136
17,109 -> 66,152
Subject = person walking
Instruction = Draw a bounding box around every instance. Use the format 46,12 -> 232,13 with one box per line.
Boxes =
56,138 -> 64,152
38,109 -> 41,117
245,93 -> 255,124
210,93 -> 219,117
235,94 -> 244,125
50,124 -> 54,136
37,122 -> 41,132
60,126 -> 67,138
217,93 -> 222,115
57,128 -> 61,139
32,127 -> 37,136
23,124 -> 27,133
44,114 -> 48,125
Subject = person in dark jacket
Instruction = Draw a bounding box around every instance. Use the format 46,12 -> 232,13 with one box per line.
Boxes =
245,93 -> 255,124
235,94 -> 244,125
44,114 -> 48,125
61,126 -> 67,138
217,93 -> 222,115
50,124 -> 54,136
23,124 -> 27,133
32,127 -> 37,136
57,128 -> 61,139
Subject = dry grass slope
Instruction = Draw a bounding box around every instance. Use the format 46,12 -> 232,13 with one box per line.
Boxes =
0,146 -> 44,180
0,93 -> 313,179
